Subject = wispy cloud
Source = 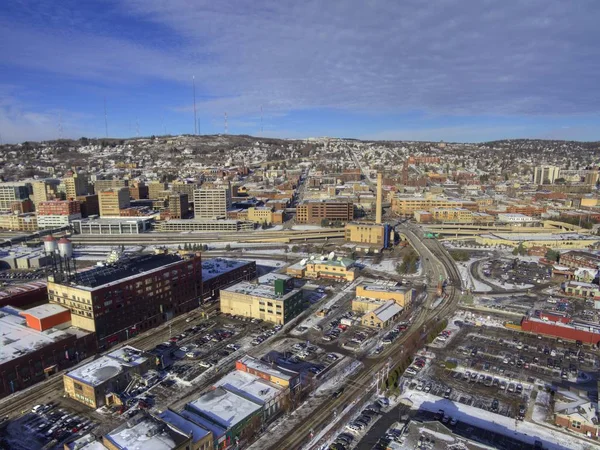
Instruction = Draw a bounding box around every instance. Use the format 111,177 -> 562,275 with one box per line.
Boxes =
1,0 -> 599,142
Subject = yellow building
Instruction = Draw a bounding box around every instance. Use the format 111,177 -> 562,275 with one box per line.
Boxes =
354,284 -> 412,309
98,187 -> 130,216
392,196 -> 477,216
287,255 -> 357,281
31,179 -> 60,205
63,346 -> 154,408
430,207 -> 473,223
0,212 -> 38,231
360,301 -> 403,328
247,207 -> 277,224
148,181 -> 168,200
580,197 -> 599,208
219,280 -> 304,325
475,232 -> 600,249
344,222 -> 391,248
62,172 -> 88,199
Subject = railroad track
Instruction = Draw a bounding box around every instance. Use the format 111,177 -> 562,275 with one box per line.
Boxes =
266,235 -> 462,450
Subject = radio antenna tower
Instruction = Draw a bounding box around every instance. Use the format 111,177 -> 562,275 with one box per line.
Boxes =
260,105 -> 263,134
224,112 -> 228,134
135,118 -> 140,137
103,97 -> 108,137
193,76 -> 198,135
58,113 -> 64,139
198,118 -> 201,136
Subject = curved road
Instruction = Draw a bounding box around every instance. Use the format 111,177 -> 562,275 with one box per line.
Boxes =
261,227 -> 462,450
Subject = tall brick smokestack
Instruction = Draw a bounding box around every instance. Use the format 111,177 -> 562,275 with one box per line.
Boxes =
376,172 -> 383,224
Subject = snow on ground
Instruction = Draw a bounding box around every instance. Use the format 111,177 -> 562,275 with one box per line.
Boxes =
357,258 -> 399,274
315,359 -> 363,395
256,225 -> 284,231
456,257 -> 492,292
401,389 -> 588,450
292,225 -> 326,231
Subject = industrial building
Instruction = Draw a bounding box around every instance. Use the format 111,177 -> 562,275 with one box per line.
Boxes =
0,305 -> 96,400
98,188 -> 130,216
0,281 -> 48,309
72,217 -> 152,234
201,258 -> 257,300
287,254 -> 357,281
156,219 -> 255,233
520,314 -> 600,346
296,200 -> 354,224
344,222 -> 391,249
392,196 -> 478,216
48,251 -> 202,348
219,280 -> 304,325
193,187 -> 231,219
64,346 -> 154,408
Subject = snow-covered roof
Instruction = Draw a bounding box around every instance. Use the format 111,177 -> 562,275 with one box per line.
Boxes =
158,410 -> 210,444
66,346 -> 148,387
214,370 -> 283,405
369,301 -> 403,322
105,414 -> 186,450
186,387 -> 262,430
201,258 -> 251,281
0,308 -> 72,365
21,303 -> 68,320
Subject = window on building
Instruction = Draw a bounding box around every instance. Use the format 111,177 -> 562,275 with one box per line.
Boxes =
572,420 -> 582,429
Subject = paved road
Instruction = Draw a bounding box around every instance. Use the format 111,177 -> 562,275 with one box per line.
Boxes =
261,226 -> 462,450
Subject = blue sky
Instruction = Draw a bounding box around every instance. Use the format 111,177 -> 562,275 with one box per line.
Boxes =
0,0 -> 599,143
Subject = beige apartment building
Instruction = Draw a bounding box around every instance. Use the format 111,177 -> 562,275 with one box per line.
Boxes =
193,187 -> 231,219
98,188 -> 130,216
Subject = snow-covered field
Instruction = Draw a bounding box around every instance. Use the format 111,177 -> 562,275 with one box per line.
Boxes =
456,258 -> 492,292
401,389 -> 589,450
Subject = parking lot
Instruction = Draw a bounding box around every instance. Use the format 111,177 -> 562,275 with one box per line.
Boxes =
0,402 -> 98,450
481,258 -> 551,288
400,316 -> 600,425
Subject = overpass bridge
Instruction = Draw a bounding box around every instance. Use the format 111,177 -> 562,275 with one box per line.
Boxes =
423,220 -> 588,237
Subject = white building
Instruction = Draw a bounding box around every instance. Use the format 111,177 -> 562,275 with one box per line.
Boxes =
497,213 -> 536,223
533,166 -> 560,184
37,213 -> 81,229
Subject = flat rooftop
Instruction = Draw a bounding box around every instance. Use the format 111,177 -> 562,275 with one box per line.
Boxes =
0,281 -> 47,300
105,414 -> 186,450
74,217 -> 150,224
238,355 -> 297,382
66,346 -> 147,387
222,281 -> 299,301
21,303 -> 68,320
359,284 -> 410,294
214,369 -> 283,405
68,253 -> 185,289
202,258 -> 251,282
257,272 -> 292,285
187,387 -> 262,430
481,233 -> 600,242
0,308 -> 74,365
158,409 -> 210,444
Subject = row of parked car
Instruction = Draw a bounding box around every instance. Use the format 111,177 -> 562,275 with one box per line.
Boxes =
27,403 -> 94,445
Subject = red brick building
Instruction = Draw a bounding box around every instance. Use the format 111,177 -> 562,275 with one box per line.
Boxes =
37,199 -> 81,216
296,200 -> 354,224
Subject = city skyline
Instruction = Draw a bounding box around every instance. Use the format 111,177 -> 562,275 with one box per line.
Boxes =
0,0 -> 599,143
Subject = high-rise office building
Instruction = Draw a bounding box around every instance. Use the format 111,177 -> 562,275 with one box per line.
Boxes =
193,187 -> 231,219
148,181 -> 169,200
167,193 -> 189,219
62,172 -> 89,199
98,188 -> 130,216
31,179 -> 61,206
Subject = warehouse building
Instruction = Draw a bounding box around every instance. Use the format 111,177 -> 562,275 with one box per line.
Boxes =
63,346 -> 154,408
201,258 -> 257,301
219,280 -> 304,325
48,251 -> 202,349
0,305 -> 96,400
